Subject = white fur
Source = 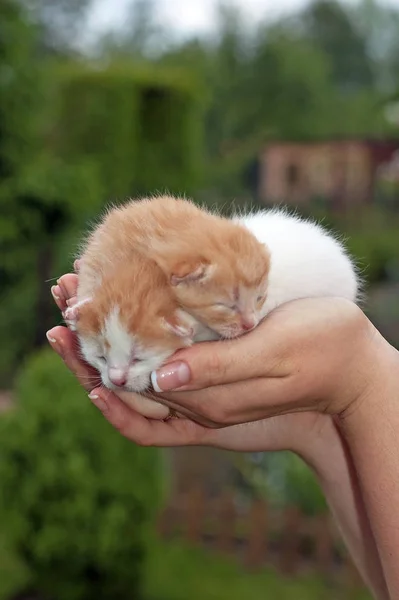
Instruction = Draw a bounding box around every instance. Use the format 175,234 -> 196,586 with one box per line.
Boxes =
238,209 -> 359,317
79,307 -> 172,393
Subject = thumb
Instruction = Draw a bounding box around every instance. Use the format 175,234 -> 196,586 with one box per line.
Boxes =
150,326 -> 282,393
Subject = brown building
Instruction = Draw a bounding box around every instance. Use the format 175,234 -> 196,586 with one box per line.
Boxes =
258,139 -> 399,209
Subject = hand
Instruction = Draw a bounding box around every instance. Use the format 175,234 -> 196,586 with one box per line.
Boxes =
48,270 -> 394,598
48,271 -> 333,456
148,298 -> 383,426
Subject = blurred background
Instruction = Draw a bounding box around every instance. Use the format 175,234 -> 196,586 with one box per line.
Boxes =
1,0 -> 398,598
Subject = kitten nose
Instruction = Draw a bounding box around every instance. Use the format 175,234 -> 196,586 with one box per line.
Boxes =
108,368 -> 127,387
241,315 -> 256,331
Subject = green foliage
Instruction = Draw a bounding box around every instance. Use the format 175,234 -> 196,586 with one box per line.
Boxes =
0,159 -> 104,384
21,0 -> 94,55
0,0 -> 41,176
302,0 -> 373,89
56,64 -> 204,199
0,349 -> 162,600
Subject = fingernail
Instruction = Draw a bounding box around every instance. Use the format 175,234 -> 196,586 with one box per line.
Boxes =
51,285 -> 60,300
46,330 -> 64,356
57,279 -> 66,297
89,392 -> 108,412
151,361 -> 191,392
46,331 -> 57,344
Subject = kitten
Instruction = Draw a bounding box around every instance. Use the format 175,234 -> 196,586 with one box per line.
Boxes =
238,209 -> 359,316
66,197 -> 358,393
96,196 -> 271,339
65,257 -> 208,393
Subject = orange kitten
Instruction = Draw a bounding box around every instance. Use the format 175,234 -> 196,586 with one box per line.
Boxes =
65,195 -> 270,391
97,196 -> 271,339
65,257 -> 203,392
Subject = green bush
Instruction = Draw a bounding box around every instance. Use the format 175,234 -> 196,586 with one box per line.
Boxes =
0,349 -> 162,600
0,159 -> 104,385
55,64 -> 204,199
0,0 -> 41,177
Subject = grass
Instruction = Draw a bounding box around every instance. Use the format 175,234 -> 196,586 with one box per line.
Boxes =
0,535 -> 373,600
144,540 -> 372,600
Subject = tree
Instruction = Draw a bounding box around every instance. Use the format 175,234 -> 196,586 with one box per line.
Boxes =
96,0 -> 169,59
20,0 -> 94,54
352,0 -> 399,91
301,0 -> 374,90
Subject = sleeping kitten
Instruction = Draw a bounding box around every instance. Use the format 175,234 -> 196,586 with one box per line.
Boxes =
95,196 -> 358,338
65,256 -> 213,393
67,196 -> 359,393
95,196 -> 271,339
238,209 -> 359,316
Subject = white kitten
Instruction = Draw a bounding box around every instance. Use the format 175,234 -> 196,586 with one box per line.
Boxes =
237,209 -> 359,318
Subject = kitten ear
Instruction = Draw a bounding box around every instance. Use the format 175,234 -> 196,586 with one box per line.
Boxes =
170,261 -> 213,286
163,310 -> 198,345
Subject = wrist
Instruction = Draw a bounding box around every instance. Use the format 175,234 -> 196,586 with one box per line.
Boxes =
325,311 -> 398,416
337,334 -> 399,432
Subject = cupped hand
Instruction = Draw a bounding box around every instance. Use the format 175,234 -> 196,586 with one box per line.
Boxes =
149,298 -> 381,426
48,271 -> 333,456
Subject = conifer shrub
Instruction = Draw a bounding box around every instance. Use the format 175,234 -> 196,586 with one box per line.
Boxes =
0,349 -> 162,600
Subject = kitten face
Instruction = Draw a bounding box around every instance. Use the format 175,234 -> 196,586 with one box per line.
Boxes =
172,270 -> 268,339
165,226 -> 271,339
78,308 -> 187,392
74,263 -> 197,392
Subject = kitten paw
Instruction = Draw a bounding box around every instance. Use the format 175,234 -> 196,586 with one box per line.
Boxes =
64,306 -> 78,331
63,297 -> 92,331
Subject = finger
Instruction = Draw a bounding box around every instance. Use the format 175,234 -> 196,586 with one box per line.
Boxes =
66,296 -> 78,307
74,259 -> 81,272
151,317 -> 288,393
203,418 -> 286,452
89,387 -> 210,447
142,389 -> 221,428
116,390 -> 170,420
57,273 -> 79,303
51,285 -> 66,311
161,376 -> 304,426
46,326 -> 101,392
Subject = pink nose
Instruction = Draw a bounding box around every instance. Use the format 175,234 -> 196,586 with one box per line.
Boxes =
241,317 -> 256,331
108,368 -> 127,387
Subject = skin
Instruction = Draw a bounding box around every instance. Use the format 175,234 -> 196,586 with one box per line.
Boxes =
48,271 -> 399,599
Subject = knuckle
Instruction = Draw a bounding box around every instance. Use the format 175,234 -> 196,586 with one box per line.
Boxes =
204,351 -> 226,387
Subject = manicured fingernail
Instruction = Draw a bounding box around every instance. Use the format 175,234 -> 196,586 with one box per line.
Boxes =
51,285 -> 60,300
89,392 -> 108,412
46,330 -> 64,358
46,331 -> 57,344
151,361 -> 191,392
